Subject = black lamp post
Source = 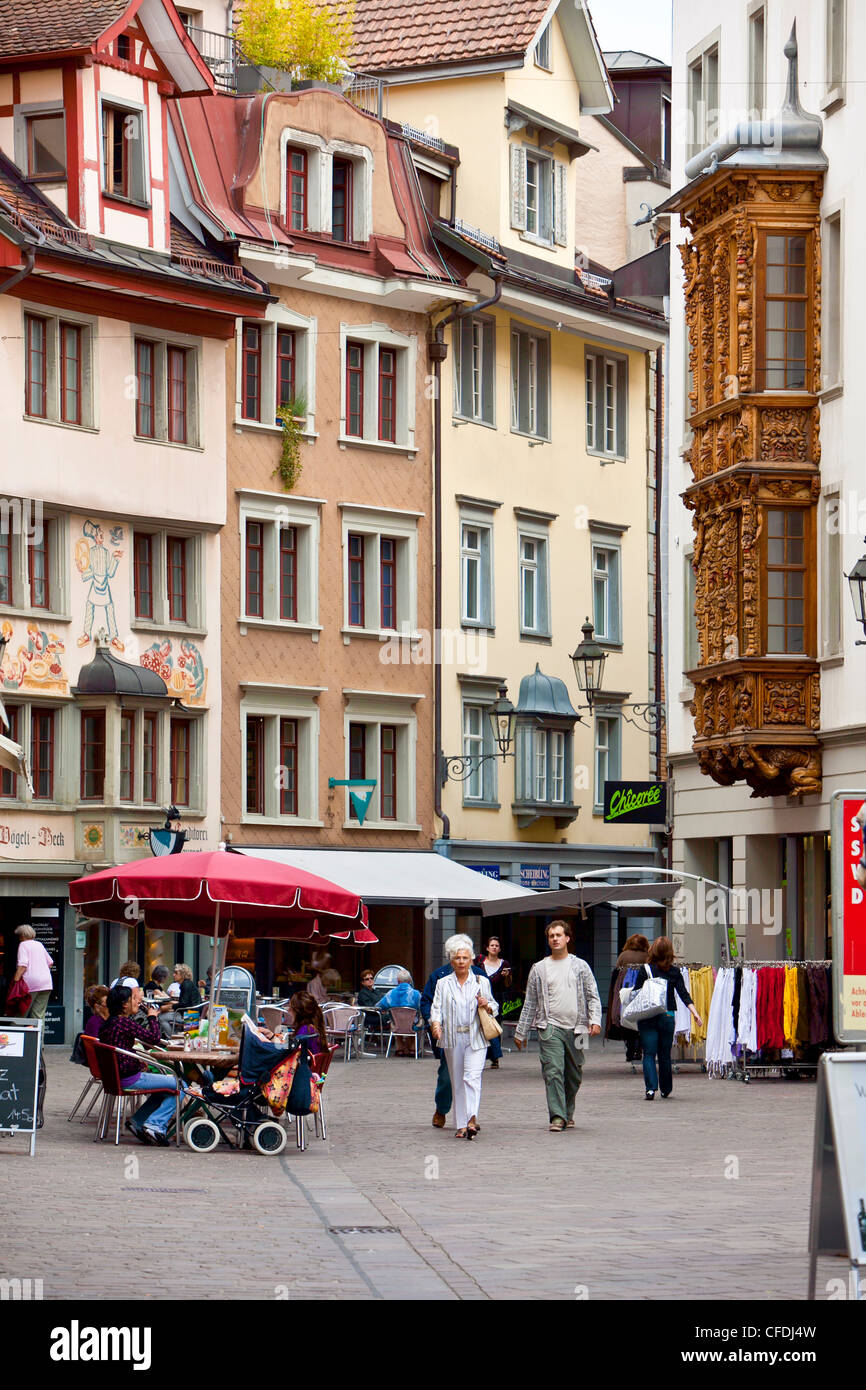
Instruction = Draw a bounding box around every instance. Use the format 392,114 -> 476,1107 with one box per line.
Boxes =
570,617 -> 607,712
847,539 -> 866,645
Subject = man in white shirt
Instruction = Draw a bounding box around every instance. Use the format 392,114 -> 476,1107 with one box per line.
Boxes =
515,920 -> 602,1132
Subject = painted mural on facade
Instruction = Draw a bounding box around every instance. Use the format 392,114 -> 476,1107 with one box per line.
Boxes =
0,620 -> 69,694
75,519 -> 125,651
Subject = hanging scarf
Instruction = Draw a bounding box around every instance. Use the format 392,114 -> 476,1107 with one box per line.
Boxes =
756,967 -> 785,1050
735,968 -> 758,1053
705,967 -> 736,1075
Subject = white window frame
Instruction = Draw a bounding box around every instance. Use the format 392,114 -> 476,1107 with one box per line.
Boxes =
129,527 -> 205,633
14,101 -> 66,181
461,700 -> 499,805
235,304 -> 317,434
510,143 -> 567,247
240,683 -> 322,826
821,488 -> 843,660
338,322 -> 417,453
748,4 -> 766,119
459,510 -> 494,629
340,503 -> 420,639
534,22 -> 552,70
453,314 -> 496,426
687,32 -> 720,159
822,206 -> 844,393
594,714 -> 621,811
0,699 -> 72,807
824,0 -> 846,109
131,325 -> 201,449
237,489 -> 321,634
342,690 -> 422,830
511,323 -> 551,440
516,723 -> 572,807
591,541 -> 622,644
21,303 -> 97,431
518,527 -> 550,638
278,127 -> 373,242
0,506 -> 70,620
585,349 -> 627,459
98,93 -> 150,205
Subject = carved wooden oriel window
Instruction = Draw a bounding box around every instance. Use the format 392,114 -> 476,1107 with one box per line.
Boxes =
757,233 -> 809,390
763,506 -> 812,655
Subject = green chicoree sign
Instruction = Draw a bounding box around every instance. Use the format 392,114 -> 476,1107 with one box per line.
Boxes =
603,781 -> 667,826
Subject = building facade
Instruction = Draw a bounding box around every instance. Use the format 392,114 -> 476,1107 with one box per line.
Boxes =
345,0 -> 670,984
0,0 -> 268,1039
666,1 -> 864,963
171,83 -> 469,986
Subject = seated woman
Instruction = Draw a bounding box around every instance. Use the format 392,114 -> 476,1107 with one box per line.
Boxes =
83,984 -> 110,1037
290,991 -> 329,1053
376,970 -> 422,1056
98,985 -> 191,1145
158,963 -> 203,1040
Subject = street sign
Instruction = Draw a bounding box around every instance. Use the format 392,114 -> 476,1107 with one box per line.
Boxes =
830,791 -> 866,1043
603,781 -> 667,825
0,1016 -> 43,1157
807,1053 -> 866,1300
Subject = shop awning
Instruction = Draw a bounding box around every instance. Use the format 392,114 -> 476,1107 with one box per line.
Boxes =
561,879 -> 669,912
232,848 -> 538,908
481,880 -> 680,917
0,732 -> 30,791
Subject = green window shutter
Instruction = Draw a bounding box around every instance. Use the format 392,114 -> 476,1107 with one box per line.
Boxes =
482,319 -> 495,423
616,358 -> 627,455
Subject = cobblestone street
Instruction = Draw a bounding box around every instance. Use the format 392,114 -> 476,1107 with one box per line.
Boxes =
0,1038 -> 839,1302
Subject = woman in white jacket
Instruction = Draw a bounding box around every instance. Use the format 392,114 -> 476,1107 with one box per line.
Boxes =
430,936 -> 497,1139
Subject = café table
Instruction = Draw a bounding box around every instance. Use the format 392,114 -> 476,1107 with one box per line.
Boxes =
150,1044 -> 239,1069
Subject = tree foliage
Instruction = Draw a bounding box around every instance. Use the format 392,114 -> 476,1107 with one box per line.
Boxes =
236,0 -> 354,83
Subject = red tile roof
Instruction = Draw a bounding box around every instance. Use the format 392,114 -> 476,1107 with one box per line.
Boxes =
0,0 -> 129,59
342,0 -> 551,73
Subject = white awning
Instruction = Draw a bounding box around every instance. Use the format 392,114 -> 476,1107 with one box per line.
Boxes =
0,733 -> 30,791
232,848 -> 537,907
561,879 -> 668,911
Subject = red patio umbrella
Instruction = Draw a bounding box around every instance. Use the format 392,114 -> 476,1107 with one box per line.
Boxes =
68,849 -> 375,942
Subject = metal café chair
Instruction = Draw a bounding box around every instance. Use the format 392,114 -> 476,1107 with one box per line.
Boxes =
81,1036 -> 187,1147
322,1003 -> 363,1062
384,1006 -> 425,1060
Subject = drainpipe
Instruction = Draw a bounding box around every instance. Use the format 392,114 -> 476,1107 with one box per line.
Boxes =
0,247 -> 35,295
430,271 -> 504,843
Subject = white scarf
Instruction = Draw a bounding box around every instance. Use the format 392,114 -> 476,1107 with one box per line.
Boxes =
705,967 -> 736,1075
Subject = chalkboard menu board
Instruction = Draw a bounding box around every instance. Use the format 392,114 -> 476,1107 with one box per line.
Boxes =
215,966 -> 255,1015
0,1017 -> 41,1155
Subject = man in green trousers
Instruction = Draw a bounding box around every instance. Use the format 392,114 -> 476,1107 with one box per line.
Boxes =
515,920 -> 602,1131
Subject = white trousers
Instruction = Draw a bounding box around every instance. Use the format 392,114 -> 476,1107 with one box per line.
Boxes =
443,1038 -> 486,1128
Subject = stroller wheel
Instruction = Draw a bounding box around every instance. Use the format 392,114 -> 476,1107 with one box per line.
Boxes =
184,1117 -> 221,1153
252,1121 -> 287,1156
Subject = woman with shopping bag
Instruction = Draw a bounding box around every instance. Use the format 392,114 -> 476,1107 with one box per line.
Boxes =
429,937 -> 498,1139
625,937 -> 702,1101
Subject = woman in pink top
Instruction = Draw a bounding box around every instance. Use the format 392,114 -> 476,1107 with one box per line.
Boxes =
12,923 -> 54,1019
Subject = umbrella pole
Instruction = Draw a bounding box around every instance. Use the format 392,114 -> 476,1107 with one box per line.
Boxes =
209,903 -> 220,1021
215,921 -> 232,1003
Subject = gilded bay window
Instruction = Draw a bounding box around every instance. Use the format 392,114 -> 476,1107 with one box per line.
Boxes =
758,233 -> 809,390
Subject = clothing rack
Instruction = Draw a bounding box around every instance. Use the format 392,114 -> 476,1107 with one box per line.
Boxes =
731,961 -> 832,1084
671,962 -> 712,1071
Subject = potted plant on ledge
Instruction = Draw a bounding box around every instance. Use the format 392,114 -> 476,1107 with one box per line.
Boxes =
274,396 -> 308,492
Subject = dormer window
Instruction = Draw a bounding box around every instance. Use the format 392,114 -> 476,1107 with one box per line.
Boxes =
101,100 -> 147,203
25,112 -> 66,179
287,147 -> 308,230
332,157 -> 353,241
535,23 -> 552,70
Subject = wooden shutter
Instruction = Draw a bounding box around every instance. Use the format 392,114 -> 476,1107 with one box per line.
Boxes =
554,162 -> 568,246
510,145 -> 526,230
482,319 -> 496,424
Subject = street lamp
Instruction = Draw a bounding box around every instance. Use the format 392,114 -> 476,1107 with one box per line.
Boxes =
440,685 -> 517,783
569,618 -> 666,732
847,538 -> 866,645
570,617 -> 607,711
487,685 -> 517,759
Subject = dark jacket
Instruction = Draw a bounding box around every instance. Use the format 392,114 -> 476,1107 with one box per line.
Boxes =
473,955 -> 512,1002
421,962 -> 486,1059
632,964 -> 693,1014
178,979 -> 202,1009
615,948 -> 648,970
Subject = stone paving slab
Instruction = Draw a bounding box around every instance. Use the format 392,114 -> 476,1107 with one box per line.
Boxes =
0,1040 -> 837,1301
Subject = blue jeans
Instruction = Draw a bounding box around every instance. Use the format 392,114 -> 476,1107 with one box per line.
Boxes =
125,1074 -> 186,1134
637,1013 -> 676,1094
485,1034 -> 502,1062
435,1054 -> 452,1115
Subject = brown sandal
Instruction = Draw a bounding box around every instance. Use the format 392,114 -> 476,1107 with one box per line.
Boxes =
466,1117 -> 479,1140
455,1128 -> 467,1139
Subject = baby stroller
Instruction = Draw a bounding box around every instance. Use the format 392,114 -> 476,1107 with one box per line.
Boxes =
182,1022 -> 314,1156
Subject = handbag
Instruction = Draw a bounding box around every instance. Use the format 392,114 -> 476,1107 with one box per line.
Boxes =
619,987 -> 639,1032
6,978 -> 31,1016
478,1000 -> 502,1041
622,964 -> 668,1025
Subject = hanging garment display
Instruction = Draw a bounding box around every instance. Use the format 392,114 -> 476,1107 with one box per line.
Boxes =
705,967 -> 737,1075
735,968 -> 758,1054
756,966 -> 786,1050
673,965 -> 693,1042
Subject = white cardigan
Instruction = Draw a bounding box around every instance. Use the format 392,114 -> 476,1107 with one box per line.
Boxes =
430,971 -> 498,1051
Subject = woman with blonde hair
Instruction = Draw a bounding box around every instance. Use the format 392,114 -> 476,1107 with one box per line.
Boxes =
429,935 -> 498,1139
11,924 -> 54,1018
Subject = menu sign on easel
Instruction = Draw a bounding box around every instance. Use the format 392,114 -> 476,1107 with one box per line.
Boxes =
807,1053 -> 866,1300
0,1016 -> 42,1157
830,791 -> 866,1043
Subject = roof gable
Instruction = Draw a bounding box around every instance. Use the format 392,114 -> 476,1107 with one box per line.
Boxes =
345,0 -> 553,73
0,0 -> 214,93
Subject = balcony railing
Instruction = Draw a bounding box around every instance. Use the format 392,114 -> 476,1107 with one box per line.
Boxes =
187,25 -> 241,93
345,75 -> 385,118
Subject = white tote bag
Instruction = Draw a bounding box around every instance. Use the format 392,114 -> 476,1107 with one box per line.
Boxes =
622,964 -> 668,1025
